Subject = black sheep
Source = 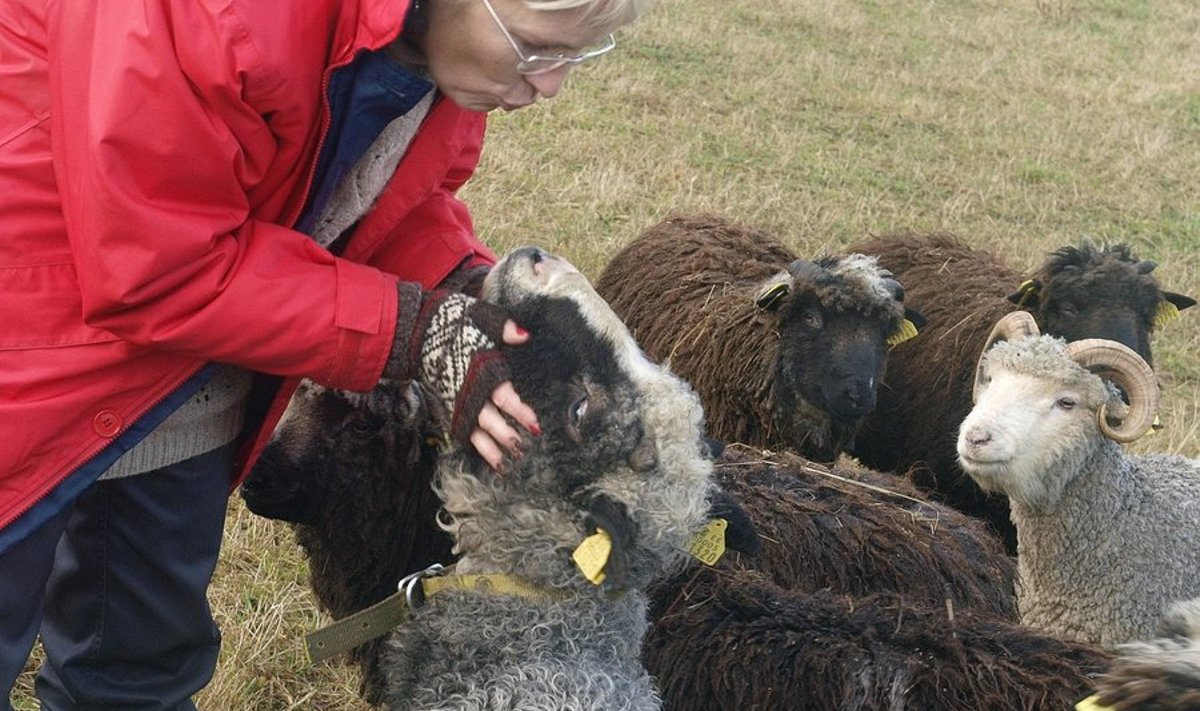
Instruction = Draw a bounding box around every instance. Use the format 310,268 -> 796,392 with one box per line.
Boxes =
692,445 -> 1017,618
595,215 -> 925,463
644,567 -> 1112,711
238,378 -> 450,704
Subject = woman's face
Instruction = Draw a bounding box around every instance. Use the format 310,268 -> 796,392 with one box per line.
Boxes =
419,0 -> 621,112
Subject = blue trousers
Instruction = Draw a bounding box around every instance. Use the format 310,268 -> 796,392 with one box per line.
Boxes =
0,444 -> 232,711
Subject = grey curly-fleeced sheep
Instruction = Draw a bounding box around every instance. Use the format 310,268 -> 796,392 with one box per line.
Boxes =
851,233 -> 1195,552
378,247 -> 736,711
595,215 -> 924,463
957,312 -> 1200,647
1089,598 -> 1200,710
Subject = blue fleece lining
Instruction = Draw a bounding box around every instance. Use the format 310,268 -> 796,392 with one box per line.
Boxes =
295,50 -> 435,236
0,364 -> 218,555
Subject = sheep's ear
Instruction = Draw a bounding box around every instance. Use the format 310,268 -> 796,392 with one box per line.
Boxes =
1007,278 -> 1042,308
1151,292 -> 1197,331
886,308 -> 927,348
579,494 -> 636,589
700,435 -> 726,460
754,272 -> 792,311
705,489 -> 760,556
903,307 -> 927,331
1164,291 -> 1197,312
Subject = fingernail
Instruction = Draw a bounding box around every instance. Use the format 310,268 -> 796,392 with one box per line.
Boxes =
529,422 -> 541,436
515,326 -> 529,338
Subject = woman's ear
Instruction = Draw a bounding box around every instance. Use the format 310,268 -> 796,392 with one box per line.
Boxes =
706,488 -> 760,556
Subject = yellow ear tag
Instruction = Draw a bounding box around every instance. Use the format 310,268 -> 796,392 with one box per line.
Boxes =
1075,695 -> 1114,711
572,529 -> 612,585
687,518 -> 728,566
1153,300 -> 1180,330
755,281 -> 790,310
886,318 -> 919,348
1013,279 -> 1040,308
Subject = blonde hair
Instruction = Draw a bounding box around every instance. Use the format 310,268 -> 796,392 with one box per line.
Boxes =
525,0 -> 654,30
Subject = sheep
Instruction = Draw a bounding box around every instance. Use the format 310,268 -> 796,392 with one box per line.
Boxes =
1088,598 -> 1200,710
377,246 -> 753,711
692,444 -> 1017,619
850,232 -> 1195,552
956,311 -> 1200,647
643,565 -> 1112,711
238,377 -> 450,705
594,215 -> 925,463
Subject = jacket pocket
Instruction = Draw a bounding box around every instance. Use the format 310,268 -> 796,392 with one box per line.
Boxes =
0,261 -> 122,350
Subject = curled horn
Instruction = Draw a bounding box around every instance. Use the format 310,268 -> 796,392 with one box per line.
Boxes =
1064,339 -> 1159,443
973,311 -> 1041,403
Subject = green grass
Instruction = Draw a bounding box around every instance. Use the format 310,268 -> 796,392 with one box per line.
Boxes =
14,0 -> 1199,707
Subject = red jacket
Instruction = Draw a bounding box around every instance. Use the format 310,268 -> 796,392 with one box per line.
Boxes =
0,0 -> 494,533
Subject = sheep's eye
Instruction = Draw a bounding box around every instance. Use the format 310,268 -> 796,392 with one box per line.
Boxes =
569,396 -> 589,427
1057,302 -> 1078,317
343,413 -> 378,438
801,309 -> 823,329
1055,397 -> 1077,411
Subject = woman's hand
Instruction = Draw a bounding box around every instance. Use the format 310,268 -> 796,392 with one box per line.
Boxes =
470,321 -> 540,470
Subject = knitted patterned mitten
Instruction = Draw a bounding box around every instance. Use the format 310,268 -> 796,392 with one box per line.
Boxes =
387,283 -> 511,447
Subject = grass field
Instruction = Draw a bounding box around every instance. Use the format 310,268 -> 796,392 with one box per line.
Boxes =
13,0 -> 1199,708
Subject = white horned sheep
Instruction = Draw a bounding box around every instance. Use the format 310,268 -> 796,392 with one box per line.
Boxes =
376,246 -> 754,711
594,215 -> 925,463
851,232 -> 1195,552
957,311 -> 1200,647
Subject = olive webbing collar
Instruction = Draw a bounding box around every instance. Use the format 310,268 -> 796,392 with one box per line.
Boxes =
304,563 -> 572,664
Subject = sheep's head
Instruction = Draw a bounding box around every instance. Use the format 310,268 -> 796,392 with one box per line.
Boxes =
435,247 -> 722,593
957,312 -> 1160,510
754,254 -> 925,455
240,378 -> 452,623
1009,240 -> 1196,365
241,379 -> 439,525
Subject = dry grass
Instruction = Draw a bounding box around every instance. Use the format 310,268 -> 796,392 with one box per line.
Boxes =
14,0 -> 1199,708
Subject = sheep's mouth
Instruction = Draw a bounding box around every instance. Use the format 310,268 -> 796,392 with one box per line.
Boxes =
957,456 -> 1012,486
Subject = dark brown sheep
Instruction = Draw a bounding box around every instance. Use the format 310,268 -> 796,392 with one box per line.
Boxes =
238,378 -> 451,705
698,445 -> 1016,618
848,232 -> 1195,551
643,567 -> 1112,711
595,215 -> 924,463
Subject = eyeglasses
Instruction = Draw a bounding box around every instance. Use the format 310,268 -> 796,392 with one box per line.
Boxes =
479,0 -> 617,76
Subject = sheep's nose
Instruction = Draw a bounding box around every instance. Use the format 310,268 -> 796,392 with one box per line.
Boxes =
963,427 -> 992,447
830,379 -> 876,419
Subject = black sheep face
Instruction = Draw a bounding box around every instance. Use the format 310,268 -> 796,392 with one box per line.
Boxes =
502,295 -> 646,490
774,292 -> 894,423
446,247 -> 717,591
486,247 -> 655,488
758,255 -> 916,460
1022,242 -> 1197,366
240,379 -> 440,527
